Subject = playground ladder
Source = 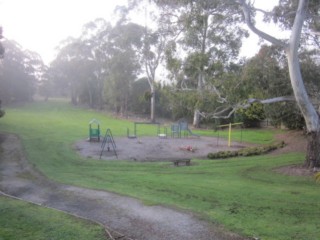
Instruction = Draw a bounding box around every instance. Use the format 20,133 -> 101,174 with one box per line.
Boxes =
100,129 -> 117,159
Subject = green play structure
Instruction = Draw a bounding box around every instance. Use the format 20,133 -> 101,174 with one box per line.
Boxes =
89,119 -> 100,142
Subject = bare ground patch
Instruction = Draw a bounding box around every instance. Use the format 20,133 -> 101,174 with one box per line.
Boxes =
271,130 -> 317,176
74,136 -> 247,162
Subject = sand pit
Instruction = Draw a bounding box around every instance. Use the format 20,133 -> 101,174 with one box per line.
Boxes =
75,136 -> 247,161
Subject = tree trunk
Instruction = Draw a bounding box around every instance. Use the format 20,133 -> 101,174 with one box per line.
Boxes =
285,0 -> 320,168
240,0 -> 319,168
150,88 -> 156,123
87,82 -> 94,108
193,72 -> 204,128
98,77 -> 104,110
71,91 -> 77,105
193,109 -> 201,128
305,130 -> 320,168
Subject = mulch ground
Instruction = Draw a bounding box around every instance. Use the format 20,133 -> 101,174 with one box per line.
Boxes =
74,136 -> 247,162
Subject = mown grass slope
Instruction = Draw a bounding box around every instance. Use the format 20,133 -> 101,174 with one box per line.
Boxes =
0,100 -> 319,240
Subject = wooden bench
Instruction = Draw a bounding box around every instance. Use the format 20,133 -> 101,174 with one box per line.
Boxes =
173,159 -> 191,166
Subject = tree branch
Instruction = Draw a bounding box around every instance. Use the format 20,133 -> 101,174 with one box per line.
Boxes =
252,7 -> 272,16
199,96 -> 296,119
247,96 -> 296,105
237,0 -> 287,48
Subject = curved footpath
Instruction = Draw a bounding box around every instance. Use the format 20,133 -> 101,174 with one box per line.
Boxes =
0,133 -> 246,240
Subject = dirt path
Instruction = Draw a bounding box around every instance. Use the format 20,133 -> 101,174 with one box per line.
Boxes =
0,133 -> 246,240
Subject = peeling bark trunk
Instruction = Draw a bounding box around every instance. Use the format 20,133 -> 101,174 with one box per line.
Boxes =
285,0 -> 320,168
193,73 -> 204,128
306,131 -> 320,168
192,16 -> 208,129
240,0 -> 320,168
150,86 -> 156,123
193,109 -> 201,128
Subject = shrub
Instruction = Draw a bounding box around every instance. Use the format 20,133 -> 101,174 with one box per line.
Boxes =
314,172 -> 320,183
207,141 -> 285,159
0,109 -> 5,118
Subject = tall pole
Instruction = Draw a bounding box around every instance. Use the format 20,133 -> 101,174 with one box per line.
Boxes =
228,123 -> 231,147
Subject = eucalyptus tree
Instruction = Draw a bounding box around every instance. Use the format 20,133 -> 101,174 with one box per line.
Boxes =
238,0 -> 320,168
51,38 -> 84,105
38,65 -> 54,101
52,36 -> 99,106
117,1 -> 167,121
153,0 -> 248,127
79,18 -> 112,109
240,45 -> 298,127
241,45 -> 290,100
51,15 -> 145,112
0,26 -> 4,58
142,28 -> 166,122
0,40 -> 41,103
0,100 -> 4,118
130,77 -> 150,114
103,21 -> 145,115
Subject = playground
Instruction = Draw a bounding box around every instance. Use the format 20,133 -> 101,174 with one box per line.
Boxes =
1,101 -> 318,240
75,136 -> 246,161
77,119 -> 248,161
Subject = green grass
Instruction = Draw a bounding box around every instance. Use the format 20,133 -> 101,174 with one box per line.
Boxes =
0,100 -> 319,240
0,196 -> 106,240
195,127 -> 278,145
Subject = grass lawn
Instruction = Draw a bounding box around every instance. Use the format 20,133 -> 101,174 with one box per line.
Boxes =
196,127 -> 278,145
0,100 -> 319,240
0,195 -> 107,240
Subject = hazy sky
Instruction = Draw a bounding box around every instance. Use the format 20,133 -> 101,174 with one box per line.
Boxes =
0,0 -> 127,64
0,0 -> 282,65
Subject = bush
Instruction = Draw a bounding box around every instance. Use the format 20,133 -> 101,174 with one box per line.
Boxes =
314,172 -> 320,183
264,102 -> 305,130
236,103 -> 266,128
207,141 -> 285,159
0,109 -> 5,118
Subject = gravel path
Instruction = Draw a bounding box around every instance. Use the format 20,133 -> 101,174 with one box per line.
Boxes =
0,133 -> 246,240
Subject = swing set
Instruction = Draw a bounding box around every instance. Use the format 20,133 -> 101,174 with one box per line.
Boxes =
215,122 -> 244,147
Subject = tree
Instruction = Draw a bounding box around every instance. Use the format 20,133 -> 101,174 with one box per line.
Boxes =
52,36 -> 100,106
0,27 -> 4,117
103,22 -> 144,115
0,100 -> 4,118
142,28 -> 166,122
239,45 -> 290,127
129,0 -> 166,122
154,0 -> 248,127
0,26 -> 5,58
79,18 -> 113,109
0,40 -> 40,103
51,38 -> 83,105
50,16 -> 145,112
130,78 -> 150,114
38,66 -> 54,101
238,0 -> 320,168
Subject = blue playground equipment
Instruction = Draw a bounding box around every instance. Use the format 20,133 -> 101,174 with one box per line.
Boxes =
171,119 -> 199,138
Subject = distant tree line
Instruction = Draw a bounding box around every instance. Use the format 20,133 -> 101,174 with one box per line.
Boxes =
0,1 -> 319,134
0,39 -> 43,105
